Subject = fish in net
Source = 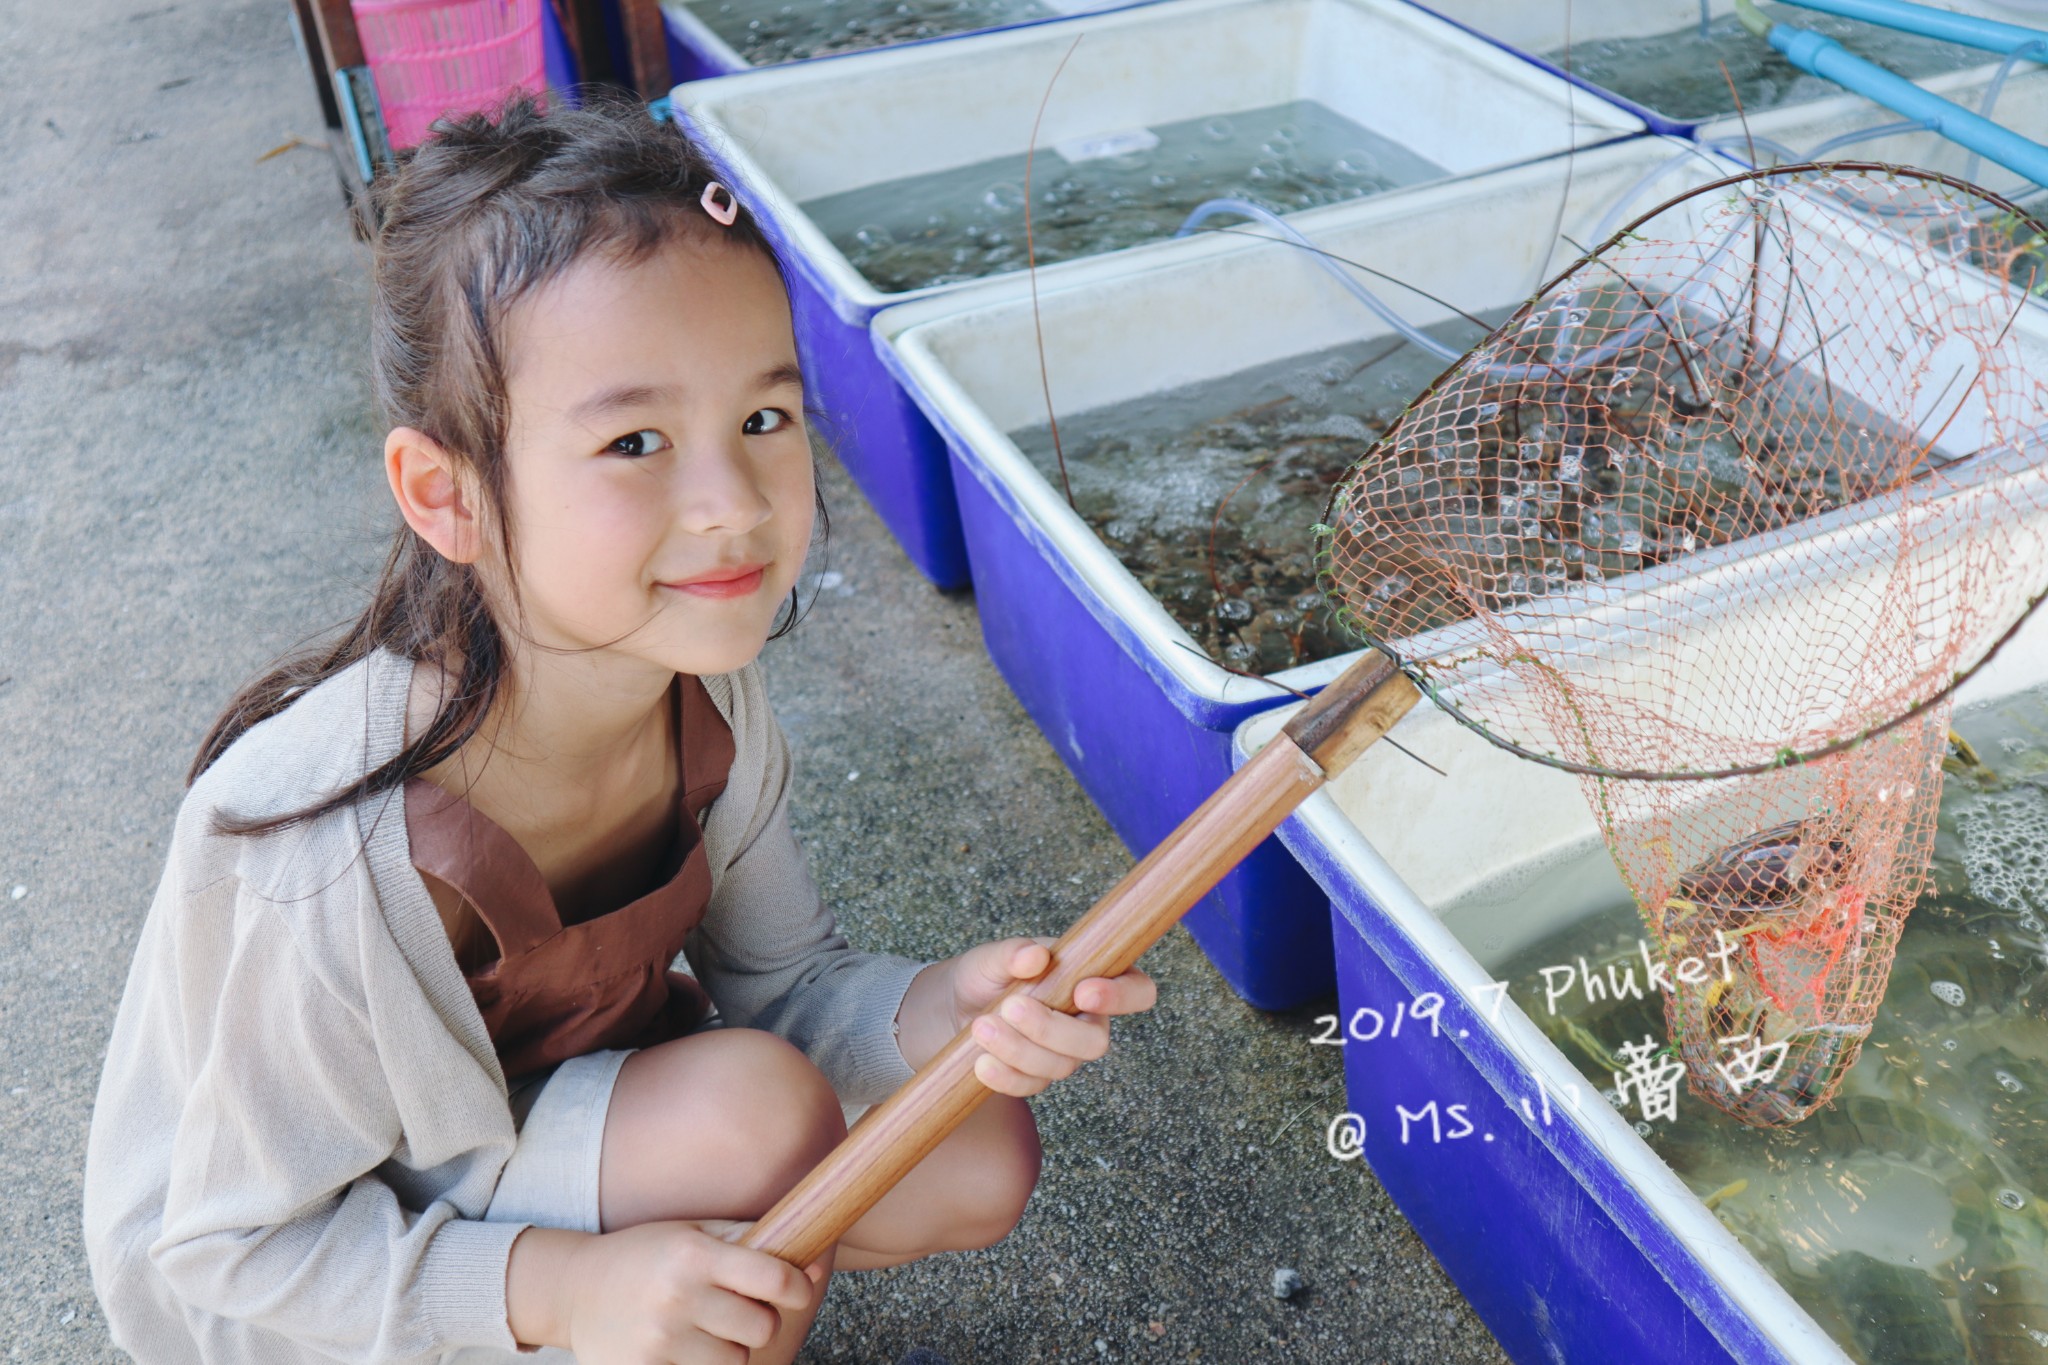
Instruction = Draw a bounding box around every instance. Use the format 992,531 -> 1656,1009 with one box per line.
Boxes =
1316,162 -> 2048,1127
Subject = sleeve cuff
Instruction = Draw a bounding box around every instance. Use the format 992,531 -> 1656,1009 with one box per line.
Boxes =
416,1213 -> 530,1352
843,956 -> 930,1103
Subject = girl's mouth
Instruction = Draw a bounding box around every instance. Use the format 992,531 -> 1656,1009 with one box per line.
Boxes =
661,563 -> 768,600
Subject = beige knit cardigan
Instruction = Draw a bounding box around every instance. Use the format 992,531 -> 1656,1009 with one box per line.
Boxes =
83,648 -> 925,1363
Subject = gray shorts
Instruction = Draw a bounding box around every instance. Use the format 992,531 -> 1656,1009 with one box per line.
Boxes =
437,1050 -> 634,1364
484,1047 -> 634,1235
446,1035 -> 868,1362
478,1038 -> 869,1236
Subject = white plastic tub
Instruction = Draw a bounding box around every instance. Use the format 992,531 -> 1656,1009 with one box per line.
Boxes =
659,0 -> 1153,80
1416,0 -> 2034,138
868,136 -> 1738,1008
1692,49 -> 2048,176
670,0 -> 1645,587
1230,470 -> 2048,1359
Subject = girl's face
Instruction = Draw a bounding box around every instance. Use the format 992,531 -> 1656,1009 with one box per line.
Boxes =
491,232 -> 814,682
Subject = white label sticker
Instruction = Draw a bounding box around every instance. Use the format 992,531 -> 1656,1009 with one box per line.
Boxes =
1054,127 -> 1161,164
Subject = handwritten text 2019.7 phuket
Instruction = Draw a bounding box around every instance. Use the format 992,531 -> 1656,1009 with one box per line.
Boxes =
1537,932 -> 1741,1017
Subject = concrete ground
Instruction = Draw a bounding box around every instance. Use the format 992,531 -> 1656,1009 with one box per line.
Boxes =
0,2 -> 1509,1361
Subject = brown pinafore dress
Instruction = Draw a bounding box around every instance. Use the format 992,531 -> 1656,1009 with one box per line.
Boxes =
403,676 -> 736,1081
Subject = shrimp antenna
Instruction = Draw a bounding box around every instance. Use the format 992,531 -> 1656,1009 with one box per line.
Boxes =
1026,36 -> 1085,510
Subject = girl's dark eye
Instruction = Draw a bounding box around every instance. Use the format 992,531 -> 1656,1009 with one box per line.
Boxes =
606,429 -> 672,458
743,408 -> 794,436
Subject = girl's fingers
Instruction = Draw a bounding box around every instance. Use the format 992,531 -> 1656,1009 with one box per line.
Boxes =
706,1242 -> 814,1314
692,1284 -> 785,1352
1006,938 -> 1055,981
972,1009 -> 1083,1082
993,994 -> 1111,1064
1074,969 -> 1156,1017
972,1049 -> 1048,1098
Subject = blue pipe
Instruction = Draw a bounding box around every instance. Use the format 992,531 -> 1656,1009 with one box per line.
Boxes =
1772,0 -> 2048,56
1735,0 -> 2048,185
1966,37 -> 2048,182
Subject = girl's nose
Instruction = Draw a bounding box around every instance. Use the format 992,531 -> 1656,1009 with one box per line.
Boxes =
673,435 -> 774,538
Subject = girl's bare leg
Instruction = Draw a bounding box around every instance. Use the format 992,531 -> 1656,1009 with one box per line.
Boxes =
832,1093 -> 1041,1270
595,1028 -> 1042,1361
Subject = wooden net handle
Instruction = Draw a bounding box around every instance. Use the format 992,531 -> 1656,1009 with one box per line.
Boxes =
740,652 -> 1419,1268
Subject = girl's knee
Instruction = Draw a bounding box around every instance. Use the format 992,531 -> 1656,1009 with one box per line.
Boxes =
953,1096 -> 1042,1250
603,1029 -> 847,1225
691,1030 -> 847,1195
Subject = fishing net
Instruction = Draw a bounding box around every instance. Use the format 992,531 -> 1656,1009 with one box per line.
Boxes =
1317,163 -> 2048,1127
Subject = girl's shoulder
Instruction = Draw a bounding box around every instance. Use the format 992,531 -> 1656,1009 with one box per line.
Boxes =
178,650 -> 411,899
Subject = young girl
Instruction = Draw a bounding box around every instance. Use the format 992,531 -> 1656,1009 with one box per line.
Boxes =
83,98 -> 1155,1365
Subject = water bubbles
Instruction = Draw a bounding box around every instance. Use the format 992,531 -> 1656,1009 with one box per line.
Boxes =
1559,449 -> 1584,481
1996,1068 -> 2026,1093
981,181 -> 1025,214
1634,1121 -> 1654,1137
1563,307 -> 1591,328
1216,597 -> 1255,624
1954,788 -> 2048,919
1332,150 -> 1381,183
1998,1188 -> 2029,1211
1148,172 -> 1178,190
1202,117 -> 1235,143
1930,979 -> 1966,1008
852,223 -> 894,251
1943,1037 -> 1960,1051
2029,1328 -> 2048,1349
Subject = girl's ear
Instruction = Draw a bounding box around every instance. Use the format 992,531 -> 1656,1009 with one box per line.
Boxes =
385,427 -> 484,564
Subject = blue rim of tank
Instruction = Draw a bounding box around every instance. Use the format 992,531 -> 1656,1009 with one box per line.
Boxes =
661,0 -> 1184,79
1229,714 -> 1857,1360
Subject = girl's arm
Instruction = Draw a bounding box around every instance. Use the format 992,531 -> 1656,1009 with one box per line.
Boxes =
124,869 -> 525,1362
686,666 -> 1155,1104
686,667 -> 927,1104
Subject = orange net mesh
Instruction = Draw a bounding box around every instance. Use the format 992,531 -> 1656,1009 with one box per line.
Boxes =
1317,164 -> 2048,1126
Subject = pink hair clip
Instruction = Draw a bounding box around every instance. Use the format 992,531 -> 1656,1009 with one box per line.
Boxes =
701,181 -> 739,227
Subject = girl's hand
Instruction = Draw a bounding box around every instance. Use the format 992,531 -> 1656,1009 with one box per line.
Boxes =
509,1220 -> 821,1363
939,937 -> 1157,1098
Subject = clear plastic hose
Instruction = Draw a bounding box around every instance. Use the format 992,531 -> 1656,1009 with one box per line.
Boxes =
1174,198 -> 1464,361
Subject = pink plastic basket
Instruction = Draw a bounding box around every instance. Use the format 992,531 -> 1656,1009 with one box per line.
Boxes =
353,0 -> 547,151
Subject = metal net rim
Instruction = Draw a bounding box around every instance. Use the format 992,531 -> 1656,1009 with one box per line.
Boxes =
1314,161 -> 2048,784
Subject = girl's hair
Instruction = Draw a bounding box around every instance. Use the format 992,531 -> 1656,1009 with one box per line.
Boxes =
191,94 -> 818,834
